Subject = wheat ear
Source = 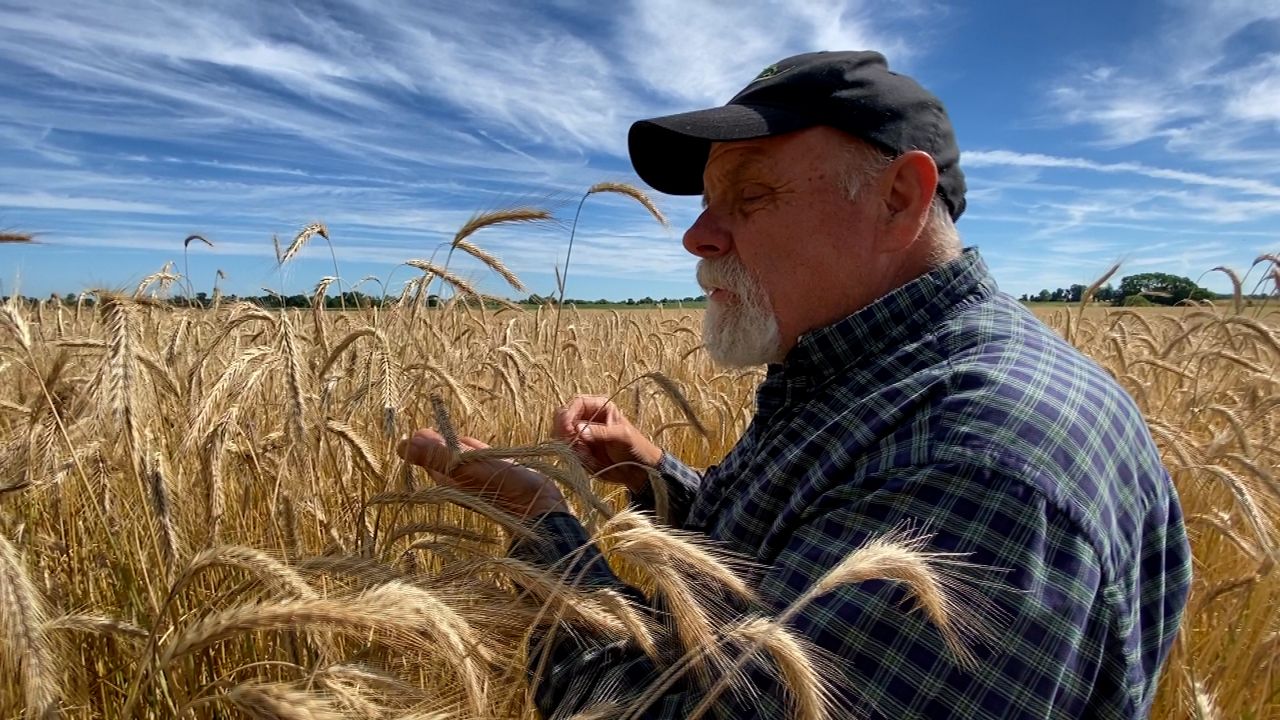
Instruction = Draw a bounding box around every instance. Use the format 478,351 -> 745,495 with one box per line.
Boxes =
0,533 -> 61,719
44,614 -> 147,641
279,221 -> 329,265
162,582 -> 487,715
405,260 -> 481,299
778,525 -> 994,668
221,683 -> 345,720
588,182 -> 669,227
452,238 -> 528,293
145,444 -> 180,571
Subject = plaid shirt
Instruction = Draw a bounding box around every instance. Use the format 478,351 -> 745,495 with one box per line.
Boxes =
511,248 -> 1191,719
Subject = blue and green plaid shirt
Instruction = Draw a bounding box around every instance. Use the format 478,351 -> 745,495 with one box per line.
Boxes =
511,248 -> 1191,719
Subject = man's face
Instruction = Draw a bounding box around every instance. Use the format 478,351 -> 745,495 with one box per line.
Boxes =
685,127 -> 881,366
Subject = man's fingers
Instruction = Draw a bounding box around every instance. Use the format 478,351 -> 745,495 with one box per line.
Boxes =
553,396 -> 590,439
575,420 -> 621,443
554,395 -> 616,439
395,427 -> 567,518
397,429 -> 456,472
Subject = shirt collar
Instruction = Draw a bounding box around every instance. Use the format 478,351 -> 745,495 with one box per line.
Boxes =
755,247 -> 997,416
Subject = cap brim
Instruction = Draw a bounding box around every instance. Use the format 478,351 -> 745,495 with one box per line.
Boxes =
628,104 -> 815,196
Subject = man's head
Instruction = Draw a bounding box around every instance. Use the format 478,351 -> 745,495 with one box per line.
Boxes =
628,51 -> 965,367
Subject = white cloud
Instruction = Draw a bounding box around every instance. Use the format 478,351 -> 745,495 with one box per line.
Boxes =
0,0 -> 921,296
1223,54 -> 1280,123
1046,1 -> 1280,165
619,1 -> 896,106
0,0 -> 902,163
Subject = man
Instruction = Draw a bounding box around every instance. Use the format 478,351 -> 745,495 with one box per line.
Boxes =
400,51 -> 1192,718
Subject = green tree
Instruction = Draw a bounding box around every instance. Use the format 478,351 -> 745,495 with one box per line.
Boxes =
1116,273 -> 1213,306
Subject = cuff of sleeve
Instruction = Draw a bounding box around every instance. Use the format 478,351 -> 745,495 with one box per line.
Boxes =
508,511 -> 623,590
631,452 -> 701,507
627,452 -> 678,506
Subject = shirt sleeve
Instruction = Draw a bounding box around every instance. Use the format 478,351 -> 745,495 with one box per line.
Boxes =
626,452 -> 704,527
509,461 -> 1109,719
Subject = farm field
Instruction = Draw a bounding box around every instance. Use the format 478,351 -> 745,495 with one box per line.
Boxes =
1,278 -> 1278,718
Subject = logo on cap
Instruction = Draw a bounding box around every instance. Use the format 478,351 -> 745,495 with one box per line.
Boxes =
753,64 -> 781,82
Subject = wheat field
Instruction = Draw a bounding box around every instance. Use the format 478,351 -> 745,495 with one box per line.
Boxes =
1,224 -> 1278,718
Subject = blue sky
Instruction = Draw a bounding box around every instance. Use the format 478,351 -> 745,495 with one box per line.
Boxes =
2,0 -> 1278,301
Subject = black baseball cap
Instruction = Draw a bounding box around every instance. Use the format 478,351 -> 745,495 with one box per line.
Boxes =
628,50 -> 967,221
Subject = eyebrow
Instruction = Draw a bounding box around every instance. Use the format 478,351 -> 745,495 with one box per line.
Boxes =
702,150 -> 769,208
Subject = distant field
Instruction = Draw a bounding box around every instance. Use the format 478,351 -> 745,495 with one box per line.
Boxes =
533,299 -> 1280,315
1028,302 -> 1280,322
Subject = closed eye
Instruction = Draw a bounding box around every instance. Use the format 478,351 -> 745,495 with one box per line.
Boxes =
740,184 -> 775,205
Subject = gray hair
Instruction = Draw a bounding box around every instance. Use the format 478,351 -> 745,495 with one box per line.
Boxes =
838,141 -> 961,263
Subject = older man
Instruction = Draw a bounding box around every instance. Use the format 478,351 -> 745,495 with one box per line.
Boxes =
400,51 -> 1191,718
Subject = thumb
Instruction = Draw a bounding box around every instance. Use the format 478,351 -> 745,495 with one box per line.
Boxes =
575,421 -> 622,443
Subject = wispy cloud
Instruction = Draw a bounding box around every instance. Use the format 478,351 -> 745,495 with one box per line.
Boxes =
618,0 -> 899,106
1045,1 -> 1280,165
0,192 -> 179,214
0,0 -> 902,297
965,150 -> 1280,197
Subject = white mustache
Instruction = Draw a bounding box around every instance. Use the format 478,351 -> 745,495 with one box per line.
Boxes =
696,257 -> 752,295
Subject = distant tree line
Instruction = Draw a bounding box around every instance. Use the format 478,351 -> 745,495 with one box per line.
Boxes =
519,294 -> 707,306
12,272 -> 1269,310
1019,272 -> 1260,307
1,291 -> 711,309
1,291 -> 397,309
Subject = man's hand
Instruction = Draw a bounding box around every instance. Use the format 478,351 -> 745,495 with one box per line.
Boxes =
553,395 -> 662,493
396,429 -> 568,520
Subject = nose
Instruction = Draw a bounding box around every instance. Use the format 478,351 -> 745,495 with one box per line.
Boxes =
682,209 -> 732,258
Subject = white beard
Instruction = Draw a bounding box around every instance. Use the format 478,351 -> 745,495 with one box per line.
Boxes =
697,256 -> 784,367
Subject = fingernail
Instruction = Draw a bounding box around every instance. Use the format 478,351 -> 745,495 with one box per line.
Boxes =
411,434 -> 430,448
577,422 -> 593,439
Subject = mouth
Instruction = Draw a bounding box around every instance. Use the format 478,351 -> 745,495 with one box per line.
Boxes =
706,287 -> 737,303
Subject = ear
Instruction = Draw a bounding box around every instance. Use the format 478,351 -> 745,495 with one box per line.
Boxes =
877,151 -> 938,252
